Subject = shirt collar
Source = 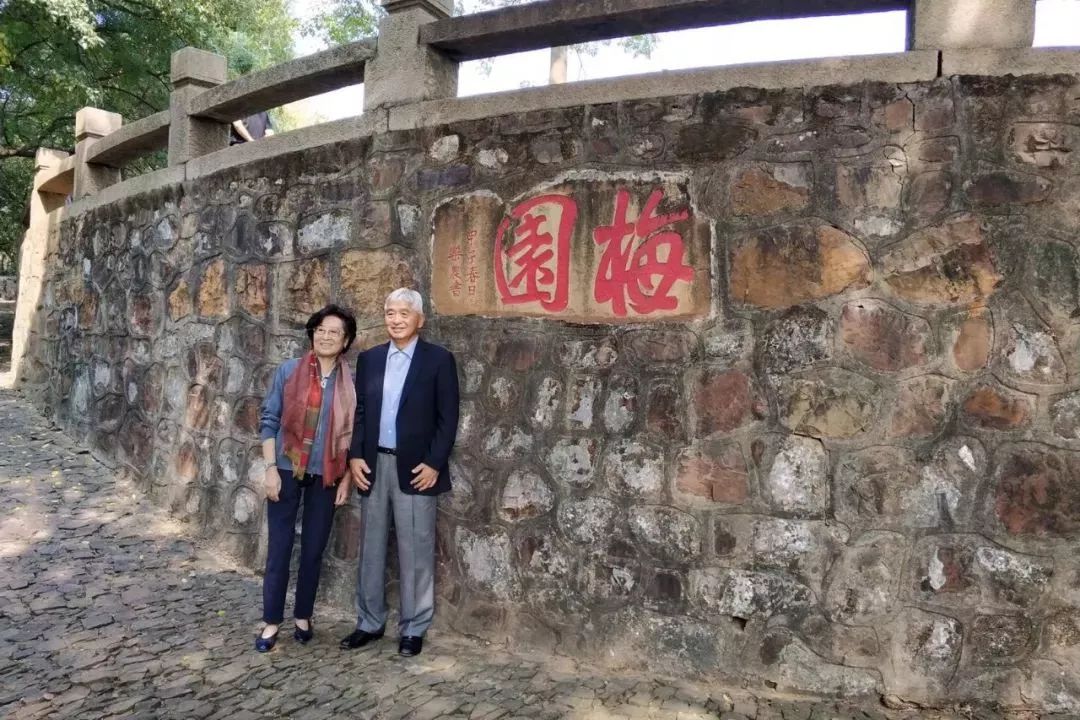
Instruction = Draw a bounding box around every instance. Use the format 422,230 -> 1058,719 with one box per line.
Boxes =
388,337 -> 418,359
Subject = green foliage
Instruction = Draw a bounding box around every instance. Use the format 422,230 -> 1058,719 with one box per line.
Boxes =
301,0 -> 382,46
0,0 -> 295,267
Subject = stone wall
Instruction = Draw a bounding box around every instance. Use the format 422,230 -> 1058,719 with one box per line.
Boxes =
23,73 -> 1080,713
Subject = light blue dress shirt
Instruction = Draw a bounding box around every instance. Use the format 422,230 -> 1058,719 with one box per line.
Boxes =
379,338 -> 417,449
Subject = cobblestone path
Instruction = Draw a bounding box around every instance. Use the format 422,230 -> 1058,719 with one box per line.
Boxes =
1,389 -> 980,720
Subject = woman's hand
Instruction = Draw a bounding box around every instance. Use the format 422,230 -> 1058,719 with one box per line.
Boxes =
264,465 -> 281,502
335,472 -> 351,507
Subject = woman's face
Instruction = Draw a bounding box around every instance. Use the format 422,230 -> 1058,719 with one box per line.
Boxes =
312,315 -> 348,360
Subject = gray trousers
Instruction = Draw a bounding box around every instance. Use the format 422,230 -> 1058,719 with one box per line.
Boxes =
355,453 -> 438,637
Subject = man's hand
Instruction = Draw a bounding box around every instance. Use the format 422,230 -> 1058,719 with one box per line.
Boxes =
335,476 -> 350,507
411,463 -> 438,492
264,466 -> 281,502
349,458 -> 372,491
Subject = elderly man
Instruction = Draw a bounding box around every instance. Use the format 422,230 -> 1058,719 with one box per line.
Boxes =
340,288 -> 460,657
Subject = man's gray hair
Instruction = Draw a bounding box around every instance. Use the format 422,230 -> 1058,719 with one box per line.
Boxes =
384,288 -> 424,315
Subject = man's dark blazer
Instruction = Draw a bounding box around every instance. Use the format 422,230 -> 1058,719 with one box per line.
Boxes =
348,338 -> 460,496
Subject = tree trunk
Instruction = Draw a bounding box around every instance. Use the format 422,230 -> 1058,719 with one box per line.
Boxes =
548,45 -> 568,84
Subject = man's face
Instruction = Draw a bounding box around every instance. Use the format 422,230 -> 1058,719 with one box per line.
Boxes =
385,300 -> 424,344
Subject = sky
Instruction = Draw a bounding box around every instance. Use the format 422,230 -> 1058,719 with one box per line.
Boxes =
287,0 -> 1080,124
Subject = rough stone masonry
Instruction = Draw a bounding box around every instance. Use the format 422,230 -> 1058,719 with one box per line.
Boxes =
16,73 -> 1080,714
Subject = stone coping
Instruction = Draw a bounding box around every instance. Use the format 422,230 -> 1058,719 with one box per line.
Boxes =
390,51 -> 939,130
942,46 -> 1080,76
84,111 -> 170,168
49,46 -> 1080,220
188,39 -> 376,123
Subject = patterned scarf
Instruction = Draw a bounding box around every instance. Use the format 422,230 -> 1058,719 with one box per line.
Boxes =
281,352 -> 356,487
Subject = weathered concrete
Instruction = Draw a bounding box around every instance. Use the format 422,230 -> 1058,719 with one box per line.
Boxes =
390,51 -> 940,130
185,112 -> 386,181
911,0 -> 1036,50
189,40 -> 376,123
363,0 -> 458,109
73,108 -> 122,199
168,48 -> 229,167
85,111 -> 170,168
1,389 -> 979,720
422,0 -> 909,61
942,47 -> 1080,76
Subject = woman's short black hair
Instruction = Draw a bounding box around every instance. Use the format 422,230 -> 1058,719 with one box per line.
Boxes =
305,304 -> 358,353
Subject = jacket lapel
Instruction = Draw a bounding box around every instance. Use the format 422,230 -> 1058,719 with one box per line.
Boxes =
369,343 -> 388,422
398,339 -> 425,408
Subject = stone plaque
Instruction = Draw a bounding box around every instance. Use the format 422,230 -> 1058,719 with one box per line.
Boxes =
432,173 -> 711,323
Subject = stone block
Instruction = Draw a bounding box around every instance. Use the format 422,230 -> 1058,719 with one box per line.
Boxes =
885,608 -> 963,702
339,248 -> 415,319
499,469 -> 554,522
674,438 -> 749,506
196,259 -> 228,318
688,368 -> 756,436
949,306 -> 993,372
962,384 -> 1033,430
235,264 -> 268,318
628,506 -> 700,563
690,567 -> 813,621
713,515 -> 849,594
730,163 -> 811,216
455,527 -> 517,600
281,259 -> 330,324
887,375 -> 953,438
778,368 -> 879,439
557,496 -> 618,549
879,214 -> 1000,306
602,376 -> 638,433
565,375 -> 602,431
823,531 -> 906,624
839,300 -> 931,372
909,534 -> 1052,609
969,614 -> 1036,665
729,221 -> 870,309
603,439 -> 665,501
759,435 -> 829,517
992,444 -> 1080,537
761,306 -> 831,375
547,437 -> 601,489
364,3 -> 457,110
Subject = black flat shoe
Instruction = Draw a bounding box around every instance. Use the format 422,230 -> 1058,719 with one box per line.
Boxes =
255,628 -> 279,653
339,628 -> 384,650
399,635 -> 423,657
294,619 -> 314,644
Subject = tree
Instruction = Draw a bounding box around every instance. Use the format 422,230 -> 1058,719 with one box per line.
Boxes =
0,0 -> 296,269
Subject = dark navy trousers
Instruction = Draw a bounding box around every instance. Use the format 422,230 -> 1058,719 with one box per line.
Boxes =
262,469 -> 337,624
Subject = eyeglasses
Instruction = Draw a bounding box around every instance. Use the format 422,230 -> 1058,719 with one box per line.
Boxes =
314,327 -> 344,338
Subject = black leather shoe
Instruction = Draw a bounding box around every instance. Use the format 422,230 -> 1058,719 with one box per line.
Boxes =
399,635 -> 423,657
339,628 -> 384,650
255,628 -> 279,653
294,619 -> 314,644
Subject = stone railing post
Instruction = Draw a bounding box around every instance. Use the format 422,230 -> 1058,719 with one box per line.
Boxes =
910,0 -> 1036,49
364,0 -> 458,110
9,148 -> 72,384
168,47 -> 229,167
73,108 -> 122,199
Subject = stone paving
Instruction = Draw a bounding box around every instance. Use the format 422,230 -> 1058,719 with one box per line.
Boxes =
0,388 -> 1005,720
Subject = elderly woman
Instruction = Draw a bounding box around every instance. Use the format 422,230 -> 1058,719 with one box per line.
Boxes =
256,304 -> 357,652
